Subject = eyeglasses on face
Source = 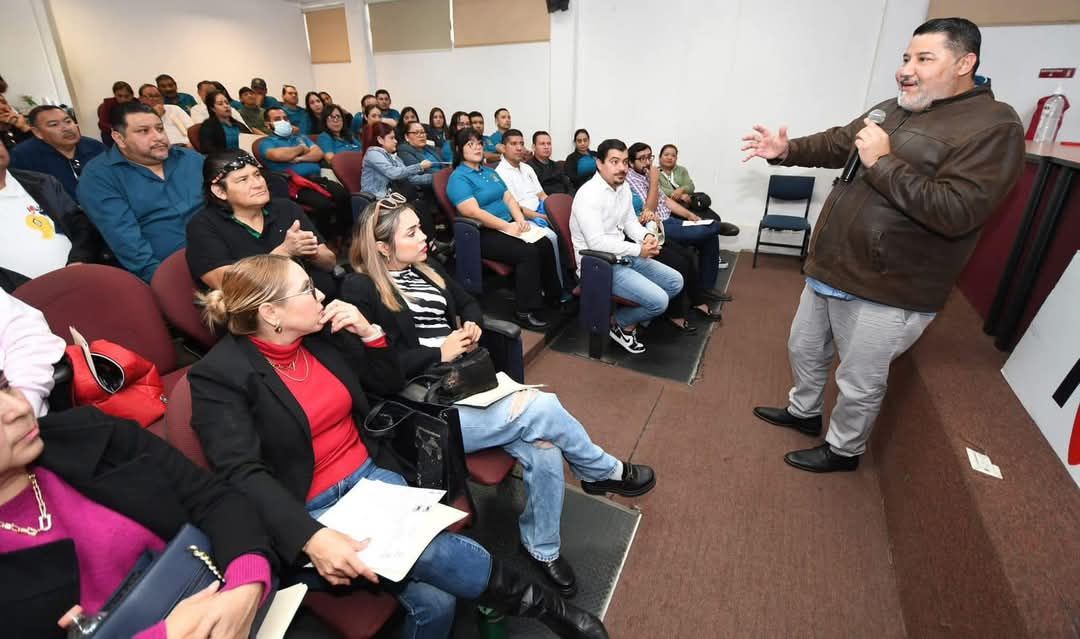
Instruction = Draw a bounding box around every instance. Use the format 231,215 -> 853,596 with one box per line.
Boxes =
270,279 -> 318,304
327,113 -> 343,121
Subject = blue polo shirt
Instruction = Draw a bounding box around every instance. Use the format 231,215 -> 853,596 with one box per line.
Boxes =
257,134 -> 321,178
9,136 -> 106,201
317,132 -> 362,155
482,135 -> 497,154
77,145 -> 205,281
262,95 -> 282,110
281,104 -> 308,131
383,108 -> 401,122
222,123 -> 242,150
447,164 -> 512,222
165,93 -> 197,114
489,130 -> 505,148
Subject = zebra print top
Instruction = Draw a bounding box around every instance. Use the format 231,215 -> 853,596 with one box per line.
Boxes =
389,267 -> 453,348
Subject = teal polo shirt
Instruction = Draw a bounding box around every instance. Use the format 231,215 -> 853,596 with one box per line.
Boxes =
447,164 -> 512,222
482,134 -> 497,154
489,130 -> 506,148
317,132 -> 362,155
258,134 -> 321,177
281,104 -> 309,132
222,122 -> 241,150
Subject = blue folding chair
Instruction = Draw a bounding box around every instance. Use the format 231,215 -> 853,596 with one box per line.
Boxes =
753,175 -> 815,268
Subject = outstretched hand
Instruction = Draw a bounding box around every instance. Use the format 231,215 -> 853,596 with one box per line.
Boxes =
740,124 -> 789,163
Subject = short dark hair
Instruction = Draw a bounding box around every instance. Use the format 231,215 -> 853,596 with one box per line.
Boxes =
375,89 -> 390,98
281,84 -> 296,96
197,80 -> 215,92
627,142 -> 652,162
138,83 -> 157,97
361,93 -> 376,105
28,105 -> 67,127
370,122 -> 395,147
112,81 -> 133,95
502,128 -> 524,144
238,86 -> 254,97
155,73 -> 175,84
597,139 -> 627,162
494,107 -> 509,119
468,111 -> 483,120
532,130 -> 550,144
913,17 -> 981,75
110,101 -> 157,133
453,128 -> 485,167
264,106 -> 286,122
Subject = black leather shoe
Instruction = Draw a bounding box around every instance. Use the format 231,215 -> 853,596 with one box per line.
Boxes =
521,546 -> 577,597
669,319 -> 698,334
478,559 -> 608,639
514,312 -> 550,331
705,291 -> 734,303
784,443 -> 860,473
717,221 -> 741,236
752,406 -> 822,436
581,462 -> 656,497
692,302 -> 723,322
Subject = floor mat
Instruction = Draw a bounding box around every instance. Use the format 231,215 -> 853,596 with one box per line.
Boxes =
450,478 -> 642,638
546,250 -> 739,384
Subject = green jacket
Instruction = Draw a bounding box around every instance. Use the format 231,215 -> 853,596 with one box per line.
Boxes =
659,165 -> 695,198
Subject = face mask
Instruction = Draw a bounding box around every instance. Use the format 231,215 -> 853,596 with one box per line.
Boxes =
272,120 -> 292,137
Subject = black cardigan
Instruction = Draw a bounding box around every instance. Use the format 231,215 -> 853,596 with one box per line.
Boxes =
339,266 -> 483,379
1,407 -> 275,639
188,330 -> 405,563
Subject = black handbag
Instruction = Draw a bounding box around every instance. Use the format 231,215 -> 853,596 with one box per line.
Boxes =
399,347 -> 498,405
66,524 -> 272,639
689,191 -> 712,212
362,399 -> 472,510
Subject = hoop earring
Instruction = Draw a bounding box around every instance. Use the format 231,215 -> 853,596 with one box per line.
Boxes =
274,323 -> 283,334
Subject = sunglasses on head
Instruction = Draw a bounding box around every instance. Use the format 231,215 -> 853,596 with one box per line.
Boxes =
210,153 -> 262,184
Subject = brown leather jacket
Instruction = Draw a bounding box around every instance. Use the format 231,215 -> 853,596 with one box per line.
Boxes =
779,86 -> 1025,312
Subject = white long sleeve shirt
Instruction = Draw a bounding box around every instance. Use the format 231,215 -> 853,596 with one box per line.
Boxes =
569,172 -> 650,274
0,291 -> 66,416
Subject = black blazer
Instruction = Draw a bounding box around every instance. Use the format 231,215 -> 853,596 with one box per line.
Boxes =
1,407 -> 274,638
339,265 -> 482,379
188,330 -> 405,563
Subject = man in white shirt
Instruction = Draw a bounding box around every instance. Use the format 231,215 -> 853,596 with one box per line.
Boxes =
570,139 -> 683,354
138,84 -> 193,147
187,80 -> 244,125
495,129 -> 567,290
0,290 -> 66,416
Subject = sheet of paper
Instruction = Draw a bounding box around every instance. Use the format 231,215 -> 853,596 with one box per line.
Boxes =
255,583 -> 308,639
68,327 -> 108,391
316,479 -> 467,582
682,219 -> 716,227
454,371 -> 545,408
966,447 -> 1003,479
502,225 -> 548,243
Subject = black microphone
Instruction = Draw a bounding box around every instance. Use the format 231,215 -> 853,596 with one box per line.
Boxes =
840,109 -> 886,183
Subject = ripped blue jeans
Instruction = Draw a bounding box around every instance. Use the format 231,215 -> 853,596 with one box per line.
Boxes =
457,390 -> 619,561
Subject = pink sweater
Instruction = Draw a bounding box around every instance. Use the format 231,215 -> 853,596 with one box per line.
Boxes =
0,467 -> 272,639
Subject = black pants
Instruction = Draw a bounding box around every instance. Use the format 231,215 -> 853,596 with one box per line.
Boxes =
654,239 -> 709,318
478,229 -> 561,312
390,180 -> 439,242
295,177 -> 353,244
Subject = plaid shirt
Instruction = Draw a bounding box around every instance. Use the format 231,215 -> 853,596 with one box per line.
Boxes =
624,168 -> 671,221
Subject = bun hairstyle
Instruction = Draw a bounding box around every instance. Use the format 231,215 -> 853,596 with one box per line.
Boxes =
197,254 -> 294,334
350,200 -> 443,312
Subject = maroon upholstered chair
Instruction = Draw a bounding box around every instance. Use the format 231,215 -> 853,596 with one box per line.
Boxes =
187,122 -> 203,152
150,249 -> 219,351
330,150 -> 364,193
432,167 -> 513,295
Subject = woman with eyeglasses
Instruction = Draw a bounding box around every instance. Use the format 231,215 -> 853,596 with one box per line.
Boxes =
197,90 -> 253,154
563,129 -> 598,190
447,128 -> 561,330
341,200 -> 656,598
398,121 -> 444,177
186,150 -> 338,296
302,92 -> 326,136
316,104 -> 362,163
188,253 -> 608,639
424,108 -> 450,152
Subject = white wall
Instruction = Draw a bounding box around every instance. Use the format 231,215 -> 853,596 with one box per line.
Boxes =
372,42 -> 550,137
0,0 -> 72,110
310,0 -> 376,112
47,0 -> 315,132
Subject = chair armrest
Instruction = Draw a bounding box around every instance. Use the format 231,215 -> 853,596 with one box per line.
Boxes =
49,354 -> 74,412
53,355 -> 73,386
454,216 -> 483,230
452,219 -> 484,295
579,249 -> 623,264
478,316 -> 525,383
480,316 -> 521,341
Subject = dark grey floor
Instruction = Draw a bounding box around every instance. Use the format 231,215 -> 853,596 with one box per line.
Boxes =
547,251 -> 739,384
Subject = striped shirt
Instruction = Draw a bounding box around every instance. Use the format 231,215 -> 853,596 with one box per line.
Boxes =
390,268 -> 453,347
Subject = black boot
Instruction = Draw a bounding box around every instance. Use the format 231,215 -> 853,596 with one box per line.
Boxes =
476,559 -> 609,639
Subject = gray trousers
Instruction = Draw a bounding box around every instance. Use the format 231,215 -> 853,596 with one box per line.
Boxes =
786,283 -> 934,456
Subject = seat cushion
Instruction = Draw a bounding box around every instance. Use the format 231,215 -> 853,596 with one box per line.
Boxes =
761,214 -> 811,231
304,591 -> 398,639
466,448 -> 516,485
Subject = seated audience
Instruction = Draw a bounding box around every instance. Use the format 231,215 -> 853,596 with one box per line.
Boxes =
250,77 -> 281,110
258,107 -> 351,243
77,102 -> 204,281
155,73 -> 197,114
318,91 -> 333,107
495,129 -> 569,295
448,128 -> 561,329
361,123 -> 439,244
280,85 -> 307,134
186,150 -> 337,295
95,81 -> 134,146
344,201 -> 656,597
564,128 -> 598,189
189,81 -> 244,124
1,145 -> 105,287
0,93 -> 33,152
441,110 -> 472,163
198,90 -> 253,153
350,93 -> 378,135
374,88 -> 401,124
394,106 -> 420,141
0,291 -> 66,416
237,86 -> 268,134
528,130 -> 573,195
11,105 -> 105,201
570,139 -> 683,354
398,120 -> 444,172
316,104 -> 362,163
359,104 -> 384,150
189,254 -> 607,639
425,107 -> 450,151
657,143 -> 730,222
303,91 -> 326,136
0,389 -> 278,639
469,111 -> 500,162
489,107 -> 513,154
137,83 -> 193,148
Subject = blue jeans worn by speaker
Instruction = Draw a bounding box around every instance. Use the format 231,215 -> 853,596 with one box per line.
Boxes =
610,255 -> 684,328
458,391 -> 618,562
302,459 -> 492,639
662,217 -> 722,290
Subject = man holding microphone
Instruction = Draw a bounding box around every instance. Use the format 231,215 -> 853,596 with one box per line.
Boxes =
741,17 -> 1025,472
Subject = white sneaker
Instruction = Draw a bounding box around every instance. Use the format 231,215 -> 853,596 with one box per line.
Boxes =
609,323 -> 646,354
718,257 -> 730,270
